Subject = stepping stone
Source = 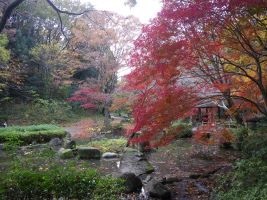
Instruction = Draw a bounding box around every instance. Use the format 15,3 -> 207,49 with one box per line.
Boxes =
77,147 -> 101,159
102,152 -> 119,159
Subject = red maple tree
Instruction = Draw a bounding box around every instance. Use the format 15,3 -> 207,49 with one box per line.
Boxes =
68,87 -> 109,110
126,0 -> 267,146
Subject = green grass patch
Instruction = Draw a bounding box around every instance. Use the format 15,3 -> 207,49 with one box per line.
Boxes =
0,124 -> 66,146
88,138 -> 127,153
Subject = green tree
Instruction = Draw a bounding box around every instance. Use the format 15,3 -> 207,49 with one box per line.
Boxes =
29,43 -> 66,98
0,34 -> 11,94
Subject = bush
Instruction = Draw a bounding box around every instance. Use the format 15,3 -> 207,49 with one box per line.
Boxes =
231,126 -> 248,150
171,120 -> 193,138
179,125 -> 193,138
0,124 -> 66,146
216,127 -> 267,200
0,163 -> 124,200
241,133 -> 267,160
93,177 -> 125,200
216,158 -> 267,200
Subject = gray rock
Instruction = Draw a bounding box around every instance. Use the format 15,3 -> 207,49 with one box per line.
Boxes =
65,132 -> 71,139
102,152 -> 119,159
21,144 -> 48,150
58,148 -> 74,159
0,144 -> 4,150
147,180 -> 171,199
64,140 -> 76,149
77,147 -> 101,159
144,175 -> 153,183
49,138 -> 63,147
119,148 -> 154,176
195,182 -> 209,193
31,140 -> 37,145
161,176 -> 183,184
120,172 -> 143,193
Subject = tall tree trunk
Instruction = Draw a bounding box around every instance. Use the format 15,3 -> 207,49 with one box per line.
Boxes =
0,0 -> 25,32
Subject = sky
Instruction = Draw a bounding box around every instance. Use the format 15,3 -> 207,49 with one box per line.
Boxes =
81,0 -> 162,24
80,0 -> 163,77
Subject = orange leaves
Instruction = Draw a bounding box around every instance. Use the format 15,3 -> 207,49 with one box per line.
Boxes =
110,90 -> 134,114
194,125 -> 235,146
213,83 -> 231,93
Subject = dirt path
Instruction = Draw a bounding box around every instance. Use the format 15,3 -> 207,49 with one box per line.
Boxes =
64,118 -> 98,140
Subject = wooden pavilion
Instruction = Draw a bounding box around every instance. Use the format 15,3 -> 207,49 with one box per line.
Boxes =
194,101 -> 225,125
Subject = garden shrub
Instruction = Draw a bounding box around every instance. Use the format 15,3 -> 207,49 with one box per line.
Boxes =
216,158 -> 267,200
179,125 -> 193,138
241,133 -> 267,160
171,120 -> 193,138
0,124 -> 66,146
231,126 -> 249,150
0,163 -> 124,200
216,127 -> 267,200
93,176 -> 125,200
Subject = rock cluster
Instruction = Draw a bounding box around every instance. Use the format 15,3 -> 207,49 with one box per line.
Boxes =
51,133 -> 119,160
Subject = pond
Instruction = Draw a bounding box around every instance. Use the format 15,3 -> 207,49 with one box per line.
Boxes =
0,137 -> 239,200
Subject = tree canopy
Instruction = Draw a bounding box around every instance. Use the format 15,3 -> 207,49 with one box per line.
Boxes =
126,0 -> 267,146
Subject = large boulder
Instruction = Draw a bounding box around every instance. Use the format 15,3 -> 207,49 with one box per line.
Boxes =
119,148 -> 154,176
120,172 -> 143,193
0,143 -> 4,150
77,147 -> 101,159
58,148 -> 74,159
49,138 -> 63,149
102,152 -> 119,159
64,140 -> 76,149
147,179 -> 171,199
63,132 -> 76,149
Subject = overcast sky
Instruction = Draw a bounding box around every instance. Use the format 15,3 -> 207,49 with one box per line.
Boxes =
80,0 -> 162,77
81,0 -> 162,24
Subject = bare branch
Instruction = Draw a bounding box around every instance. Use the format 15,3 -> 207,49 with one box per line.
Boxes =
45,0 -> 94,16
0,0 -> 25,32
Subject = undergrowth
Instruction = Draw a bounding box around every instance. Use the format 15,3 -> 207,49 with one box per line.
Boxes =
216,127 -> 267,200
1,99 -> 88,125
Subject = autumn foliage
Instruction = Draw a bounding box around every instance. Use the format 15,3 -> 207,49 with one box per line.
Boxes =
68,87 -> 108,110
126,0 -> 267,146
193,125 -> 235,146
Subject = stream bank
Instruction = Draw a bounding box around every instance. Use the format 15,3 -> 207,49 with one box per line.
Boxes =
64,121 -> 240,200
0,120 -> 240,200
